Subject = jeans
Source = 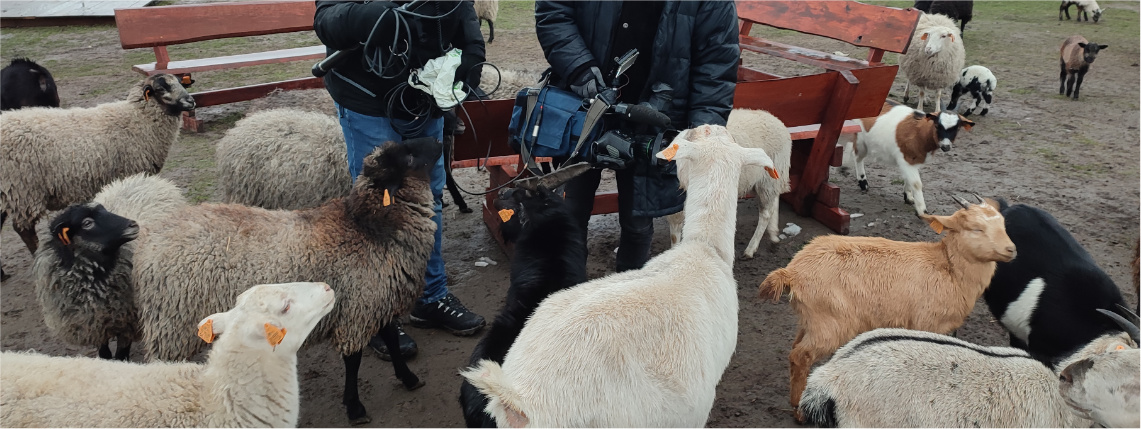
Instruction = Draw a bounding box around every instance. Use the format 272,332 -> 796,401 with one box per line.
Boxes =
336,103 -> 448,305
562,166 -> 654,273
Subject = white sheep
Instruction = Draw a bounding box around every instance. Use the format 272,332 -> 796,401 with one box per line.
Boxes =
900,13 -> 966,112
759,196 -> 1015,422
0,74 -> 194,273
479,67 -> 543,99
798,327 -> 1135,427
666,108 -> 791,258
132,139 -> 441,424
216,109 -> 350,210
473,0 -> 498,44
947,65 -> 996,116
1060,0 -> 1103,23
1060,348 -> 1141,428
462,125 -> 778,427
1,281 -> 335,428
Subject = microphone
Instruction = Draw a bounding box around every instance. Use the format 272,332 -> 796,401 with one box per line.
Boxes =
622,103 -> 672,129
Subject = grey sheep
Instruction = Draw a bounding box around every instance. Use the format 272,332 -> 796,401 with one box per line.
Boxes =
900,13 -> 966,112
132,139 -> 441,424
216,109 -> 350,210
1,74 -> 194,279
473,0 -> 498,44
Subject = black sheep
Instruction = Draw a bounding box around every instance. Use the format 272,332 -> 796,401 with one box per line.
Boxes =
983,198 -> 1130,369
1,58 -> 60,111
459,163 -> 591,427
914,1 -> 973,37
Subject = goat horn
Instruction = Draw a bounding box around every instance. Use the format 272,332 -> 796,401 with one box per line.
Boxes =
971,192 -> 985,204
513,176 -> 541,191
1116,303 -> 1140,327
1097,308 -> 1140,344
951,195 -> 971,209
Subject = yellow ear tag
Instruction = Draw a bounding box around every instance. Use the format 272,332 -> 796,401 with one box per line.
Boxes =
57,227 -> 71,245
197,319 -> 215,343
765,166 -> 780,179
928,219 -> 944,234
383,189 -> 392,206
498,209 -> 515,222
661,144 -> 679,161
264,323 -> 286,350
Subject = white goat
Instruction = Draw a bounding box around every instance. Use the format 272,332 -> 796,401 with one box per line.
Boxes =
462,125 -> 777,427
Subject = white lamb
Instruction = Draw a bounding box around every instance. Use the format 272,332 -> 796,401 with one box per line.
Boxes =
0,281 -> 335,428
900,13 -> 966,112
462,124 -> 777,427
666,108 -> 790,258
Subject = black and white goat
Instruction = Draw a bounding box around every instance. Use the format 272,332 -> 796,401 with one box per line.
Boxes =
0,58 -> 60,112
459,163 -> 591,428
947,65 -> 996,116
983,199 -> 1130,368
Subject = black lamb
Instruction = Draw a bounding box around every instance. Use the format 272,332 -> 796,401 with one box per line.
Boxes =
459,163 -> 592,427
1,58 -> 60,111
914,1 -> 973,37
983,198 -> 1131,368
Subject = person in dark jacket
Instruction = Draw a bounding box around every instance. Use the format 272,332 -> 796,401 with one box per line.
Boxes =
314,0 -> 487,361
535,0 -> 739,272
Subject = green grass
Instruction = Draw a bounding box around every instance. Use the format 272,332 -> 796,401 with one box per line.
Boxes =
164,132 -> 219,204
497,1 -> 536,32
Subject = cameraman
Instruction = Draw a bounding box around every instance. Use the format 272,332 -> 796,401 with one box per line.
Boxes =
314,0 -> 487,361
535,1 -> 739,272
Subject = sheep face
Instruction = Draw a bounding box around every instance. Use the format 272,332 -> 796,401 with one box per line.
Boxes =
1091,8 -> 1103,22
1060,348 -> 1139,427
921,199 -> 1016,262
47,203 -> 139,264
359,137 -> 443,194
920,110 -> 974,152
920,28 -> 956,56
658,124 -> 777,189
1077,42 -> 1108,64
197,282 -> 335,354
143,74 -> 196,116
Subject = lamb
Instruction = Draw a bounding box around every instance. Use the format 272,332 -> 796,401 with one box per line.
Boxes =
851,100 -> 975,216
1,281 -> 336,428
1059,35 -> 1108,100
473,0 -> 498,44
131,139 -> 440,424
983,200 -> 1131,367
665,108 -> 790,258
462,125 -> 777,427
32,204 -> 140,360
1060,0 -> 1103,23
797,324 -> 1136,428
900,13 -> 966,112
459,164 -> 591,428
759,195 -> 1016,422
1059,323 -> 1141,429
1,58 -> 60,111
913,1 -> 973,37
216,108 -> 350,210
479,67 -> 543,99
947,65 -> 996,116
0,73 -> 194,278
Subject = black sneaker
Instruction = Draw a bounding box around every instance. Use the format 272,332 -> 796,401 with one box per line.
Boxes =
409,293 -> 486,336
368,321 -> 418,362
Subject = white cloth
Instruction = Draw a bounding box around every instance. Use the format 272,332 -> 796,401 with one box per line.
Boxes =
409,48 -> 467,109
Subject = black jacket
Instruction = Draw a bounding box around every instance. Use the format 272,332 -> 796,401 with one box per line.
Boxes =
535,0 -> 739,217
314,1 -> 485,118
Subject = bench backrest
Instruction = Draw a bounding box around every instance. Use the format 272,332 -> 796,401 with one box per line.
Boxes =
736,0 -> 920,61
115,0 -> 316,49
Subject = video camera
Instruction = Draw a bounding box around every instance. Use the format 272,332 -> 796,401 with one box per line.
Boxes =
582,49 -> 675,170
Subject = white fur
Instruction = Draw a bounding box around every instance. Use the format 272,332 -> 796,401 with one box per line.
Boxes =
900,14 -> 966,112
853,105 -> 936,215
954,65 -> 997,115
1001,277 -> 1047,344
1060,348 -> 1140,428
461,125 -> 775,427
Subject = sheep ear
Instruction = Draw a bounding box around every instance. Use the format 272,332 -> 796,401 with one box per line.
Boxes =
197,312 -> 229,343
1098,44 -> 1108,50
920,214 -> 957,234
920,32 -> 929,41
143,85 -> 154,102
1078,42 -> 1087,48
657,139 -> 691,162
740,147 -> 778,178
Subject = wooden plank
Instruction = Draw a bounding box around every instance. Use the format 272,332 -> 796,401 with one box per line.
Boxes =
1,15 -> 115,27
813,203 -> 851,235
188,77 -> 324,107
738,67 -> 783,82
787,120 -> 862,141
739,35 -> 867,72
452,99 -> 516,162
591,191 -> 619,216
451,156 -> 552,170
115,0 -> 316,49
734,67 -> 898,128
736,0 -> 921,54
2,1 -> 150,18
133,45 -> 326,75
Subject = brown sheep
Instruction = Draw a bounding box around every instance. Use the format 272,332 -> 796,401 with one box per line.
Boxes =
1059,35 -> 1108,100
759,195 -> 1016,423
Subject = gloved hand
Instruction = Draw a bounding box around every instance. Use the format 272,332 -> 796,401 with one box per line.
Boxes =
570,66 -> 605,99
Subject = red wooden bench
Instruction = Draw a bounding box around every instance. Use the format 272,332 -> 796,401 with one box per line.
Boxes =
114,0 -> 324,131
452,1 -> 920,248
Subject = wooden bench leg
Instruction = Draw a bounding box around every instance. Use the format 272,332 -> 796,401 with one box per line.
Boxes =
790,70 -> 859,234
181,110 -> 203,133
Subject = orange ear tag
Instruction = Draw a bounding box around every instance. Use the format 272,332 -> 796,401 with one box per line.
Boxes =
661,144 -> 679,161
383,189 -> 392,206
197,319 -> 215,343
144,89 -> 152,102
1116,345 -> 1126,350
57,227 -> 71,245
181,75 -> 192,85
498,209 -> 515,222
265,323 -> 287,350
928,219 -> 944,234
765,166 -> 780,179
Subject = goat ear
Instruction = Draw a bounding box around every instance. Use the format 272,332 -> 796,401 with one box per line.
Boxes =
538,162 -> 592,190
959,117 -> 975,131
919,214 -> 957,234
923,112 -> 938,122
197,312 -> 230,343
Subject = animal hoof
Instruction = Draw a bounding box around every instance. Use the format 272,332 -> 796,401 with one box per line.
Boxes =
345,406 -> 371,426
348,415 -> 372,426
858,179 -> 868,192
794,409 -> 808,425
458,205 -> 473,214
403,377 -> 426,391
740,252 -> 756,260
979,109 -> 988,116
0,271 -> 9,282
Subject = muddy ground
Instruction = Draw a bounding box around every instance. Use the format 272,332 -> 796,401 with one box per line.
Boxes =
2,1 -> 1139,427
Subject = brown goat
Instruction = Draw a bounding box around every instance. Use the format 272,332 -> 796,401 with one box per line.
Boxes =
759,196 -> 1016,422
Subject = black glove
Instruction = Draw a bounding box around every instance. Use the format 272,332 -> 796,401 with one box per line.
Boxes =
570,66 -> 605,99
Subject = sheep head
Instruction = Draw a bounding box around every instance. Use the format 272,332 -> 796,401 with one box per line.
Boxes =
196,282 -> 335,354
46,203 -> 139,269
358,137 -> 442,202
919,27 -> 957,56
656,124 -> 777,190
919,194 -> 1015,262
140,74 -> 196,115
1077,42 -> 1109,64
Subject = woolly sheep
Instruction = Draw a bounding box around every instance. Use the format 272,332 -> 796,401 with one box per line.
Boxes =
216,109 -> 350,210
1,58 -> 59,111
665,108 -> 790,258
0,74 -> 194,277
473,0 -> 498,44
462,125 -> 777,427
947,65 -> 996,116
798,327 -> 1135,427
479,67 -> 543,99
759,196 -> 1015,421
900,13 -> 966,112
1060,0 -> 1103,23
1060,347 -> 1141,427
1060,35 -> 1108,100
1,281 -> 335,428
33,204 -> 140,360
132,139 -> 441,424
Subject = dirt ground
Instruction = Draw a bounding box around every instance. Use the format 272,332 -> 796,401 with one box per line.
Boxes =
2,2 -> 1139,427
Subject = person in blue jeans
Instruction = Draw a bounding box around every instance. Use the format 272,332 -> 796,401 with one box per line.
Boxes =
314,0 -> 487,361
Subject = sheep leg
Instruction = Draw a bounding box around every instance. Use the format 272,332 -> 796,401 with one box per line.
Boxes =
1072,69 -> 1086,100
934,89 -> 943,112
666,211 -> 684,246
114,336 -> 132,361
1060,3 -> 1069,20
854,140 -> 870,192
342,351 -> 371,425
15,225 -> 38,255
743,198 -> 768,259
1059,61 -> 1068,94
902,80 -> 911,104
916,88 -> 926,112
485,19 -> 495,44
98,343 -> 113,360
1065,73 -> 1077,97
377,321 -> 425,390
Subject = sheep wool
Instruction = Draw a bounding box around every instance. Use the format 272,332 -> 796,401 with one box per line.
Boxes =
216,109 -> 350,210
94,173 -> 188,229
900,13 -> 965,111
